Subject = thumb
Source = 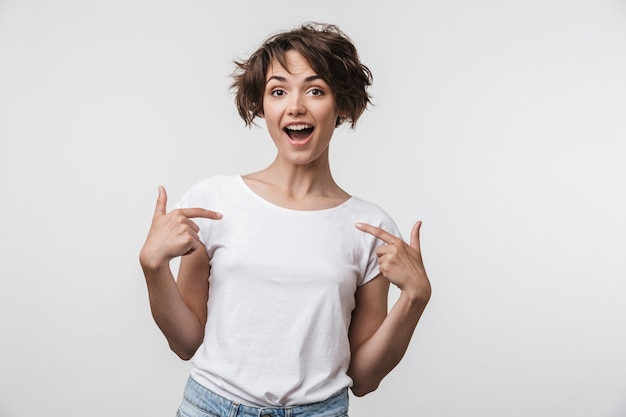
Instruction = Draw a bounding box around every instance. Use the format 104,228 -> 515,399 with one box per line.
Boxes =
154,185 -> 167,217
410,221 -> 422,251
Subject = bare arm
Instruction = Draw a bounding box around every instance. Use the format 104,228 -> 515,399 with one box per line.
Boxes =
139,186 -> 221,360
348,221 -> 431,396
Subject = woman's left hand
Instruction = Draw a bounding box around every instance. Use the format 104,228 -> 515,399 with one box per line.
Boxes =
356,221 -> 432,304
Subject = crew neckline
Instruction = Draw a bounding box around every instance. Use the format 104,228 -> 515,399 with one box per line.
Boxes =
236,175 -> 355,213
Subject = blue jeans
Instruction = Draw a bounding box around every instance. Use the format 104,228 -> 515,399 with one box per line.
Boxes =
176,377 -> 349,417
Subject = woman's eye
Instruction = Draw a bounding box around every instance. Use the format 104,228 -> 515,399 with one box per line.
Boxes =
270,89 -> 285,97
308,88 -> 324,96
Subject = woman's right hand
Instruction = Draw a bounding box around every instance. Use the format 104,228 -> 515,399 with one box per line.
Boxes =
139,186 -> 222,271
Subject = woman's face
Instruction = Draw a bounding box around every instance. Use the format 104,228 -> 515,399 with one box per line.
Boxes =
261,50 -> 340,167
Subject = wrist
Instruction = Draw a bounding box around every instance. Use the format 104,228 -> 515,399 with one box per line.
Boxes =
399,285 -> 431,309
139,249 -> 169,274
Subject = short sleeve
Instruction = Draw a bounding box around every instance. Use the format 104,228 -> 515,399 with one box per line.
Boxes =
174,178 -> 220,247
359,210 -> 403,286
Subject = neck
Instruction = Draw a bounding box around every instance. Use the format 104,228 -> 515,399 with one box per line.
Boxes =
242,147 -> 351,210
260,157 -> 337,197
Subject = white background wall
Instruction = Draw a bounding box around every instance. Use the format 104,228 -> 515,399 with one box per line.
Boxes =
1,1 -> 625,416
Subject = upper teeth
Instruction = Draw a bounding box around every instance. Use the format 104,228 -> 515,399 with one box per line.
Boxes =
286,124 -> 312,131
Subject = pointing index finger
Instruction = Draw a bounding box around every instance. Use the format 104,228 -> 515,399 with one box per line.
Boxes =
178,207 -> 223,220
355,222 -> 399,244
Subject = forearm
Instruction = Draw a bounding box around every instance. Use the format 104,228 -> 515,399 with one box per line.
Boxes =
348,291 -> 428,396
142,263 -> 205,360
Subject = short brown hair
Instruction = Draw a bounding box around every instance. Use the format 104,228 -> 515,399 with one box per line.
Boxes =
231,22 -> 373,129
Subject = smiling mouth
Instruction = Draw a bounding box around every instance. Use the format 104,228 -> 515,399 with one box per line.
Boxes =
284,124 -> 314,141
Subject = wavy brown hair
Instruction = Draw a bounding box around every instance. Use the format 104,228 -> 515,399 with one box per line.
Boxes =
231,22 -> 373,129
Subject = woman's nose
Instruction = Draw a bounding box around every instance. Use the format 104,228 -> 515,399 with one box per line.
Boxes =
287,94 -> 306,116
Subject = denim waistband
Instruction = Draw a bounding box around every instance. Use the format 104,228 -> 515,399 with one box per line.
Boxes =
179,377 -> 349,417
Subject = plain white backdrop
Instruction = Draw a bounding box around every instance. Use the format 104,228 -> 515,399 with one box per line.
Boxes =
1,1 -> 625,416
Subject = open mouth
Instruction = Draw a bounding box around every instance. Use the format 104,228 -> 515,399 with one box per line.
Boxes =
284,124 -> 314,141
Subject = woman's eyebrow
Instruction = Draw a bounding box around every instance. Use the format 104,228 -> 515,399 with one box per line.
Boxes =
265,75 -> 322,84
266,75 -> 286,84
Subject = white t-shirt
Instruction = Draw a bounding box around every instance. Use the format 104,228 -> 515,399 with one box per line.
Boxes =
176,175 -> 401,407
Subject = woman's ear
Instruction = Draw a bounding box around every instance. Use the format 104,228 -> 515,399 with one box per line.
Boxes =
335,111 -> 348,127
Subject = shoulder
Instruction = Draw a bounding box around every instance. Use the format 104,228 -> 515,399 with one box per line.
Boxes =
342,196 -> 402,240
346,197 -> 397,228
177,175 -> 242,210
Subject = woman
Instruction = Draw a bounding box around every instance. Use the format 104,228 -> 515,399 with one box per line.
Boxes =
139,22 -> 431,417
